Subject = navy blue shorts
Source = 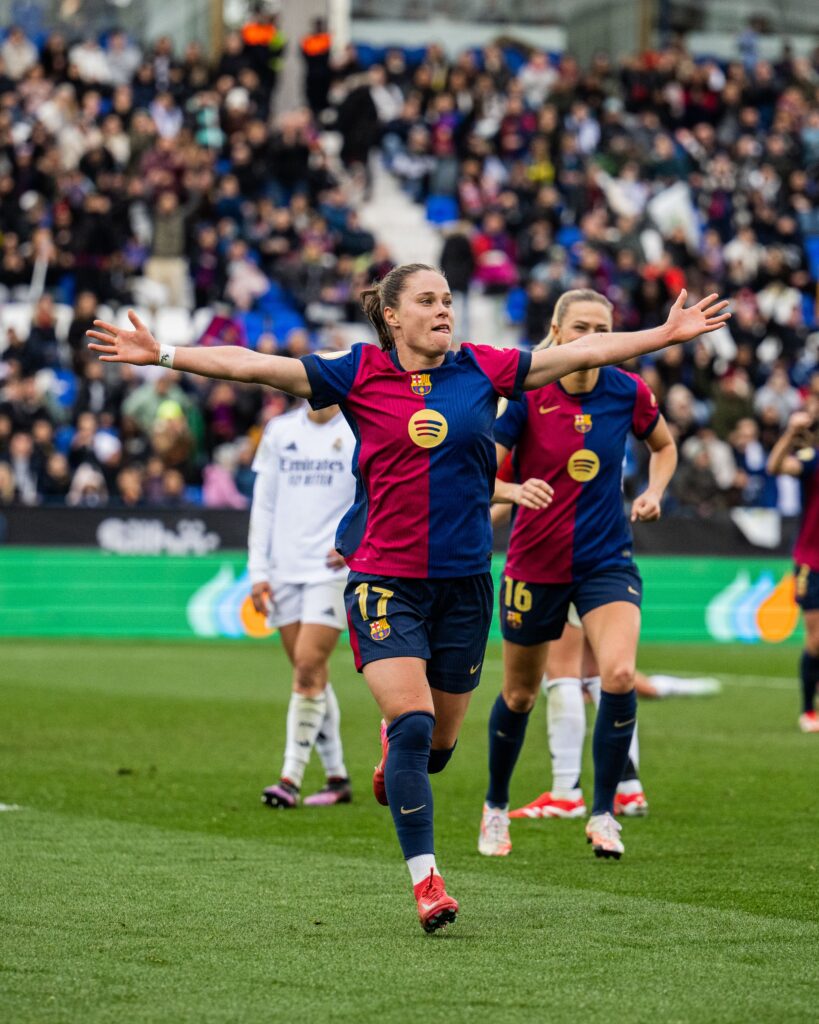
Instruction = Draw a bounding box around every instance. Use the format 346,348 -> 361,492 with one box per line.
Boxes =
344,572 -> 493,693
499,564 -> 643,646
794,564 -> 819,611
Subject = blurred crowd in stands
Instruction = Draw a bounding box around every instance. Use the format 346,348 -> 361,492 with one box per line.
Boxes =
1,12 -> 819,517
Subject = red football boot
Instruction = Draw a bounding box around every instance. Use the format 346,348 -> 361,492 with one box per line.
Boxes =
413,869 -> 459,933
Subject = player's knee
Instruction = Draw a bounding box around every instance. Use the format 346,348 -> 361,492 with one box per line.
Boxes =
605,662 -> 636,694
292,657 -> 326,695
428,743 -> 456,774
387,710 -> 435,750
503,686 -> 538,714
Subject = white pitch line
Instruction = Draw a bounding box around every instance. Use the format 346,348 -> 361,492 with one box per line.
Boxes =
0,803 -> 24,812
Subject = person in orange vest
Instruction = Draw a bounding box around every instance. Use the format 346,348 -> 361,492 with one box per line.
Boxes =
301,17 -> 332,116
241,4 -> 287,104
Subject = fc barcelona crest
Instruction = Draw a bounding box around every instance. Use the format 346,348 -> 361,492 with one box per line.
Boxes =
410,373 -> 432,396
573,413 -> 592,434
370,618 -> 391,641
506,610 -> 523,629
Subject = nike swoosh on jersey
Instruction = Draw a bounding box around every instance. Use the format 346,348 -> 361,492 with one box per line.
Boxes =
614,718 -> 636,728
539,404 -> 560,415
400,804 -> 427,815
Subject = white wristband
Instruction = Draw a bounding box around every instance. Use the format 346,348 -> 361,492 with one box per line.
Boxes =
157,344 -> 176,369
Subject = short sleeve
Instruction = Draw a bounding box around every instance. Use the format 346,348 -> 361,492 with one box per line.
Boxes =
632,375 -> 660,440
496,450 -> 515,483
300,347 -> 361,410
464,344 -> 532,401
494,396 -> 528,450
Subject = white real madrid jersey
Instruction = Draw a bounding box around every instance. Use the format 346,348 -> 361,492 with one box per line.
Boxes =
248,406 -> 356,585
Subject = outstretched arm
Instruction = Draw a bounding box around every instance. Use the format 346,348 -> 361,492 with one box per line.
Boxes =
87,311 -> 312,398
524,291 -> 730,391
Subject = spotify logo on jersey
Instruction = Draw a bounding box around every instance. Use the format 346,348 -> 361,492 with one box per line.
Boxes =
408,409 -> 449,448
567,449 -> 600,482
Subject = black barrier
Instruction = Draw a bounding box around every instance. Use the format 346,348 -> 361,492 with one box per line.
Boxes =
0,504 -> 802,558
0,506 -> 250,553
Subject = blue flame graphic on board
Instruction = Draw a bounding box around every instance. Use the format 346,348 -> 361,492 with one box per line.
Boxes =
186,565 -> 273,639
705,570 -> 799,644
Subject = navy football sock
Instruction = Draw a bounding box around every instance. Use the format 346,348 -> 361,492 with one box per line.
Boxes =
800,651 -> 819,714
385,711 -> 435,860
486,694 -> 530,808
428,743 -> 456,774
592,690 -> 637,815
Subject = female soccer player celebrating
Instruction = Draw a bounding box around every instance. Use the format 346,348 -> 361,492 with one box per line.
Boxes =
767,407 -> 819,733
479,288 -> 678,861
89,266 -> 728,929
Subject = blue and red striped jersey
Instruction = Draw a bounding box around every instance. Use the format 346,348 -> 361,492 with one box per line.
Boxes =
495,366 -> 659,584
301,342 -> 531,578
795,446 -> 819,571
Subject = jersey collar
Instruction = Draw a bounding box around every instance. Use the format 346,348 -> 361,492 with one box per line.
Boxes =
389,348 -> 454,372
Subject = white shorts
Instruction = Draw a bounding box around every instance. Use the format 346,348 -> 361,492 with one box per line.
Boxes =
268,578 -> 347,631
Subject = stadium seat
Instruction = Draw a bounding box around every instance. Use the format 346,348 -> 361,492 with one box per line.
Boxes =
236,311 -> 267,346
505,287 -> 528,325
191,306 -> 216,340
556,226 -> 584,249
0,302 -> 32,339
155,307 -> 196,346
270,310 -> 306,337
129,276 -> 170,308
115,306 -> 153,332
54,303 -> 74,343
425,195 -> 460,225
805,236 -> 819,281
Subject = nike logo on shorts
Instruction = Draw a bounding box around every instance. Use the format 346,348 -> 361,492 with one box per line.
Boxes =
627,586 -> 640,596
470,663 -> 481,675
400,804 -> 426,815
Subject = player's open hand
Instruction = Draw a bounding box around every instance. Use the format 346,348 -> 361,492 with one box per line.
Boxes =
87,310 -> 159,365
664,290 -> 730,344
251,581 -> 273,615
631,490 -> 662,522
515,478 -> 554,510
325,548 -> 346,570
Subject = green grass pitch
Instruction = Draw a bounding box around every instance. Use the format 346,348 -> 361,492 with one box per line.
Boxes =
2,638 -> 818,1023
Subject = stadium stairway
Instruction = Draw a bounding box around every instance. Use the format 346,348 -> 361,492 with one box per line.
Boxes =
357,160 -> 519,347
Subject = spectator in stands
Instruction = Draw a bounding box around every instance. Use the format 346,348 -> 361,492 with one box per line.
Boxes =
144,191 -> 200,307
301,17 -> 333,117
1,26 -> 38,81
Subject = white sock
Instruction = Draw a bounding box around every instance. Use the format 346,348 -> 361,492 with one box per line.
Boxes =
546,676 -> 585,797
628,722 -> 640,771
314,683 -> 348,779
281,690 -> 328,788
407,853 -> 439,886
583,674 -> 601,707
649,674 -> 722,698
